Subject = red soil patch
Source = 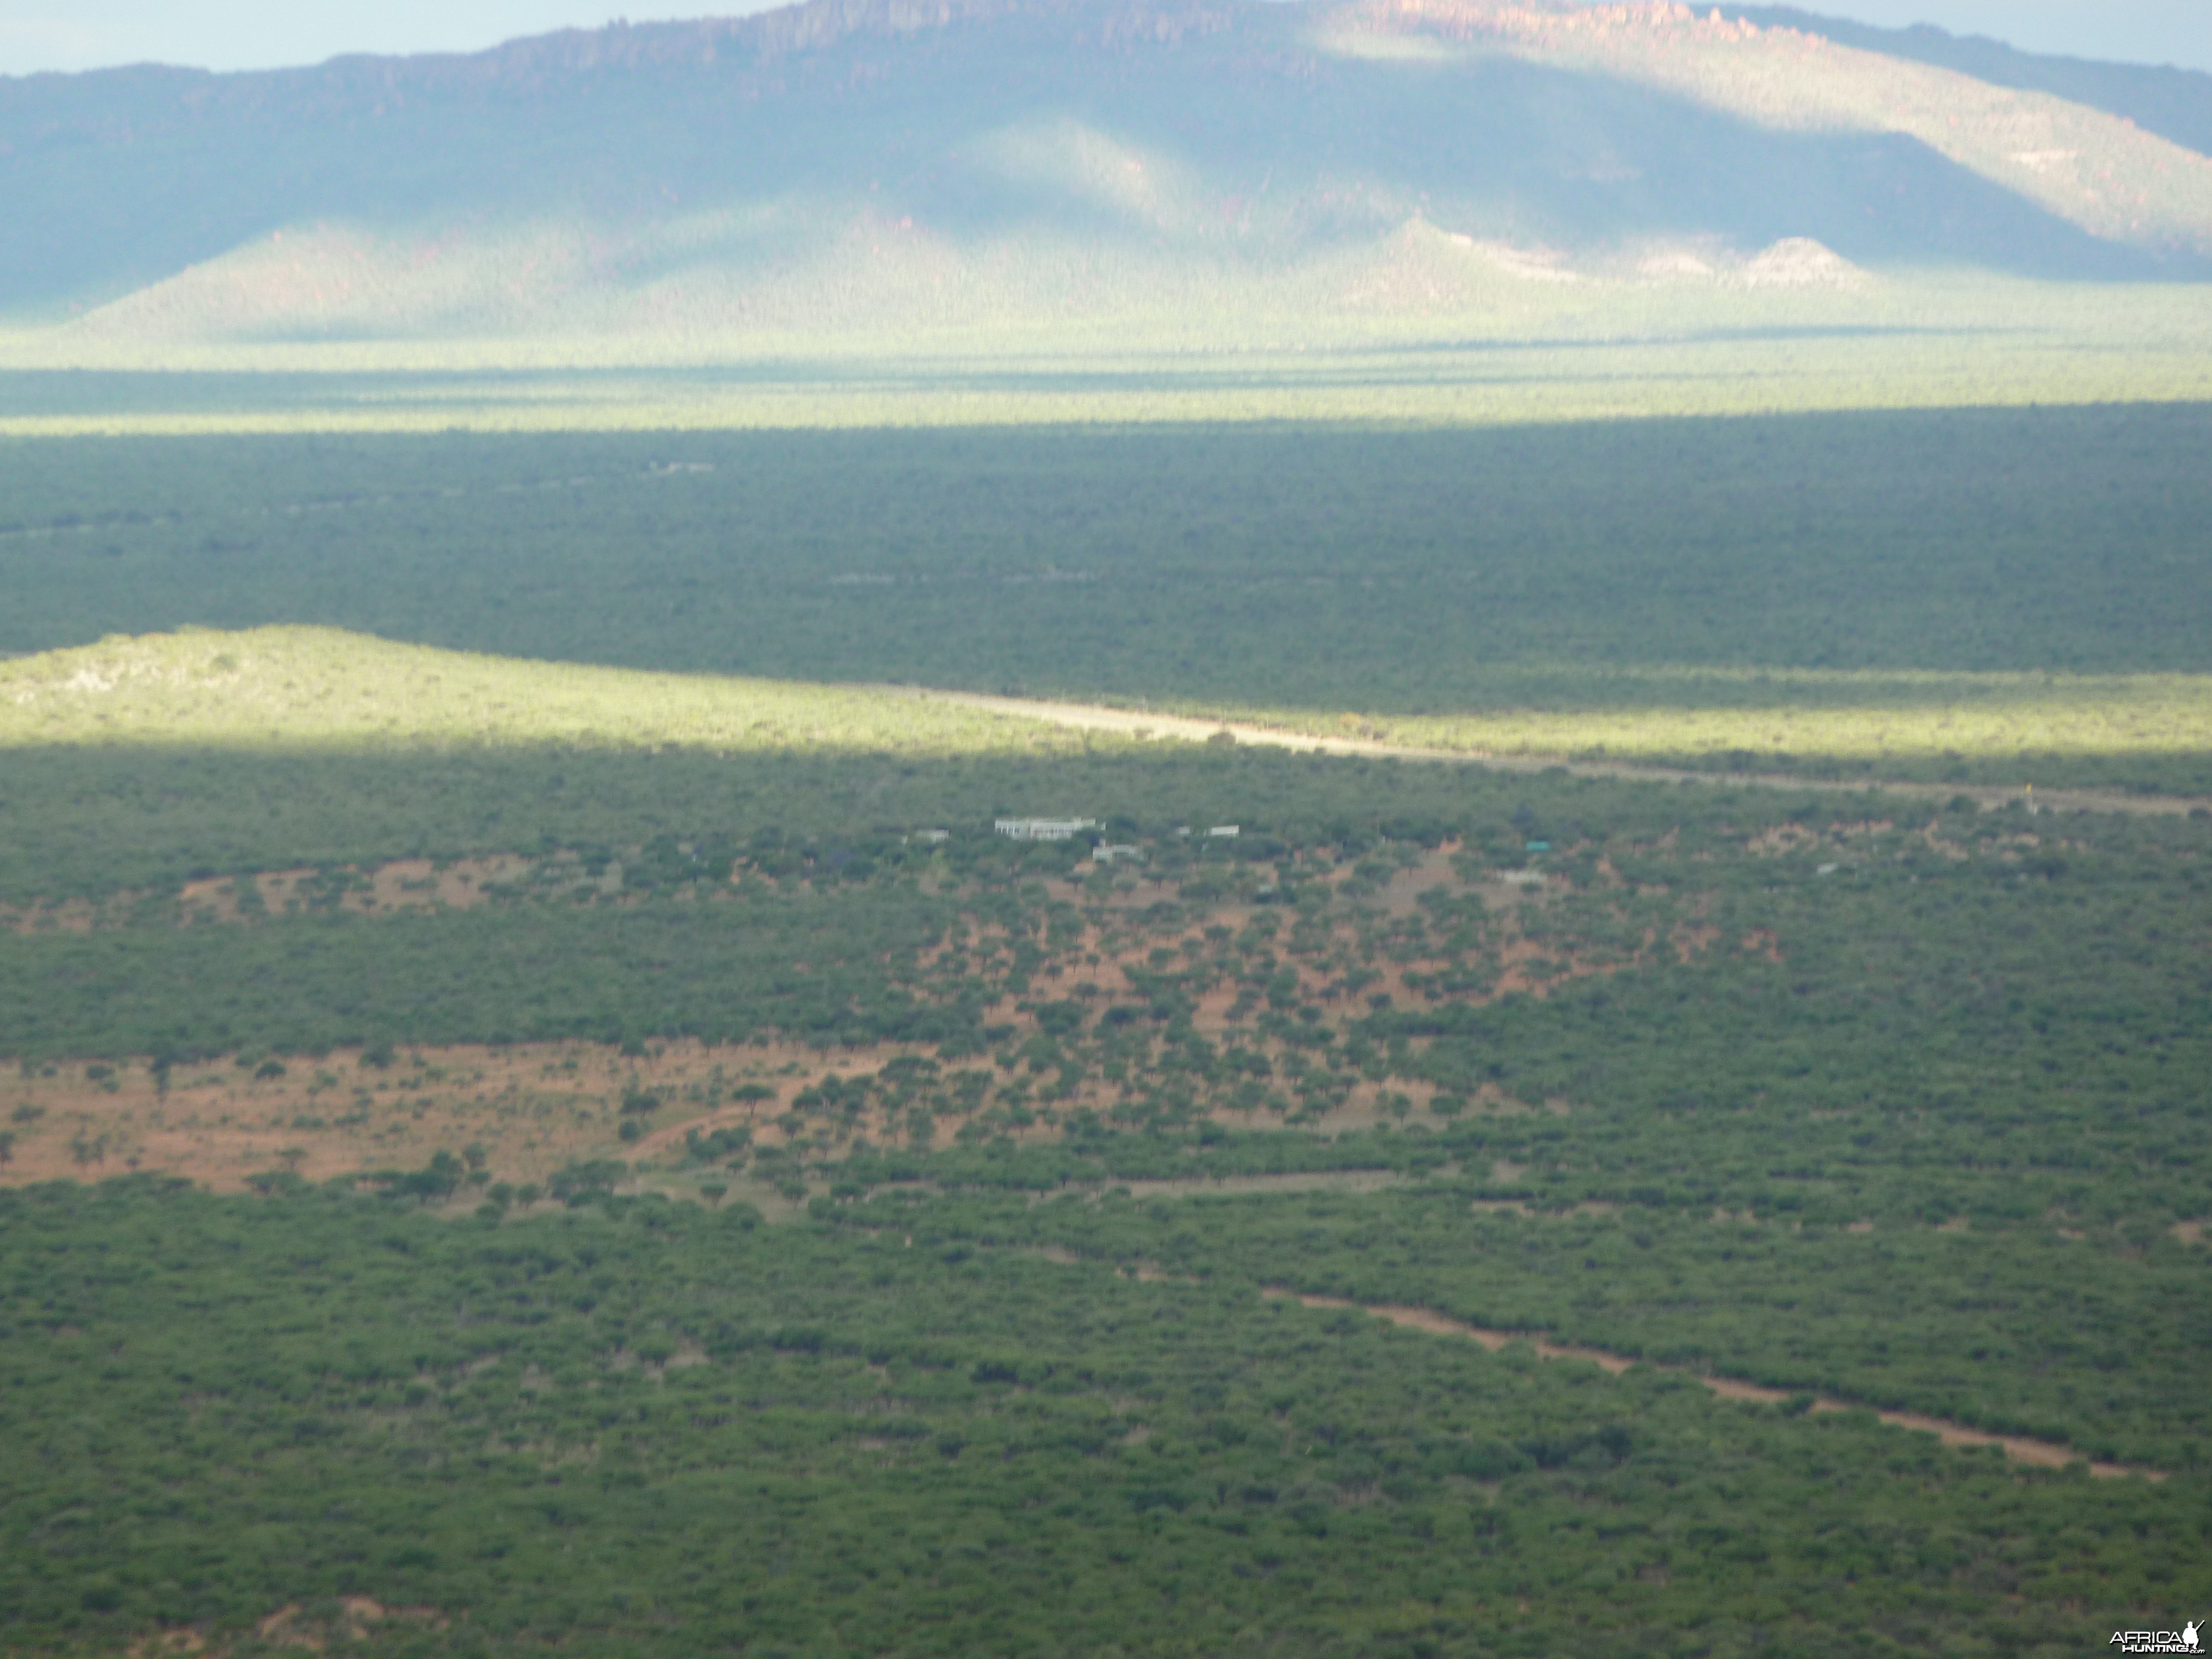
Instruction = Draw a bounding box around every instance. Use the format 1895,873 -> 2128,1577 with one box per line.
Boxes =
258,1598 -> 446,1650
1740,928 -> 1784,962
3,848 -> 1778,1193
0,1040 -> 932,1194
7,854 -> 550,935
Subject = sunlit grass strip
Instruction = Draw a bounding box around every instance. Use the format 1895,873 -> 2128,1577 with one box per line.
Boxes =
1,275 -> 2208,436
0,627 -> 1095,757
1224,669 -> 2212,790
0,349 -> 2205,437
10,630 -> 2211,794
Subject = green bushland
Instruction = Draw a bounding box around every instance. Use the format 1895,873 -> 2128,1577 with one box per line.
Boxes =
2,1176 -> 2200,1658
3,393 -> 2208,1652
839,1176 -> 2211,1468
6,405 -> 2212,790
799,789 -> 2207,1465
0,733 -> 1673,1042
0,894 -> 969,1060
5,728 -> 2204,1468
0,638 -> 1496,902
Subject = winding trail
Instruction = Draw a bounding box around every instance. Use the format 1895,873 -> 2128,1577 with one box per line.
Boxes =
1264,1290 -> 2164,1481
884,687 -> 2212,819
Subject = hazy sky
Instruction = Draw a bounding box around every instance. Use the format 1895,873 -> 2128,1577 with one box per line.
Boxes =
2,0 -> 2208,77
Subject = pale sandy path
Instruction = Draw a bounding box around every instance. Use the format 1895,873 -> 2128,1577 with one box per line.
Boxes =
880,686 -> 2212,819
1265,1290 -> 2163,1481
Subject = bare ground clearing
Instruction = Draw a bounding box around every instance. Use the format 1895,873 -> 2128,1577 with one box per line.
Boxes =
1,1039 -> 904,1193
1049,1169 -> 1421,1202
0,837 -> 1927,1227
6,852 -> 629,935
0,848 -> 1774,1192
1,839 -> 1520,936
0,1036 -> 1477,1197
18,1045 -> 2174,1490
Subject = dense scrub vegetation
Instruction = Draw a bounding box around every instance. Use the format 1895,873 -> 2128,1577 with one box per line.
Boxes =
6,405 -> 2212,788
0,688 -> 1481,902
3,1177 -> 2203,1657
4,402 -> 2209,1654
6,731 -> 2205,1480
834,1175 -> 2211,1468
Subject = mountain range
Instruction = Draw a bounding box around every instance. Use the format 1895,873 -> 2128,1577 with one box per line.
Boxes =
4,0 -> 2209,342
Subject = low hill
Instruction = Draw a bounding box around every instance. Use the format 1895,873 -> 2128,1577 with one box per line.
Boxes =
2,0 -> 2208,341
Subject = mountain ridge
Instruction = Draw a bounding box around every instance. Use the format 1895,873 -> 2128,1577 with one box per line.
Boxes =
1730,6 -> 2212,155
6,0 -> 2208,340
0,0 -> 1215,129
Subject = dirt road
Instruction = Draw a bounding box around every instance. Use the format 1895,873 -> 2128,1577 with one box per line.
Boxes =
883,687 -> 2212,819
1266,1290 -> 2162,1481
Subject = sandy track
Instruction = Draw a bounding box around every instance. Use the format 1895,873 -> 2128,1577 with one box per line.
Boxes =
883,687 -> 2212,819
1265,1290 -> 2162,1482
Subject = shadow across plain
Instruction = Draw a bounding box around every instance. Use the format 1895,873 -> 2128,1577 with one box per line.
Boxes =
6,405 -> 2212,704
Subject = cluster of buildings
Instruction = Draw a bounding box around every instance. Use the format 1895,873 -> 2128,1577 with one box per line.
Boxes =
969,818 -> 1246,865
992,817 -> 1098,842
897,822 -> 1249,862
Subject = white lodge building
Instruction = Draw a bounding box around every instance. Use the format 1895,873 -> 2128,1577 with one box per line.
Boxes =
994,817 -> 1100,842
